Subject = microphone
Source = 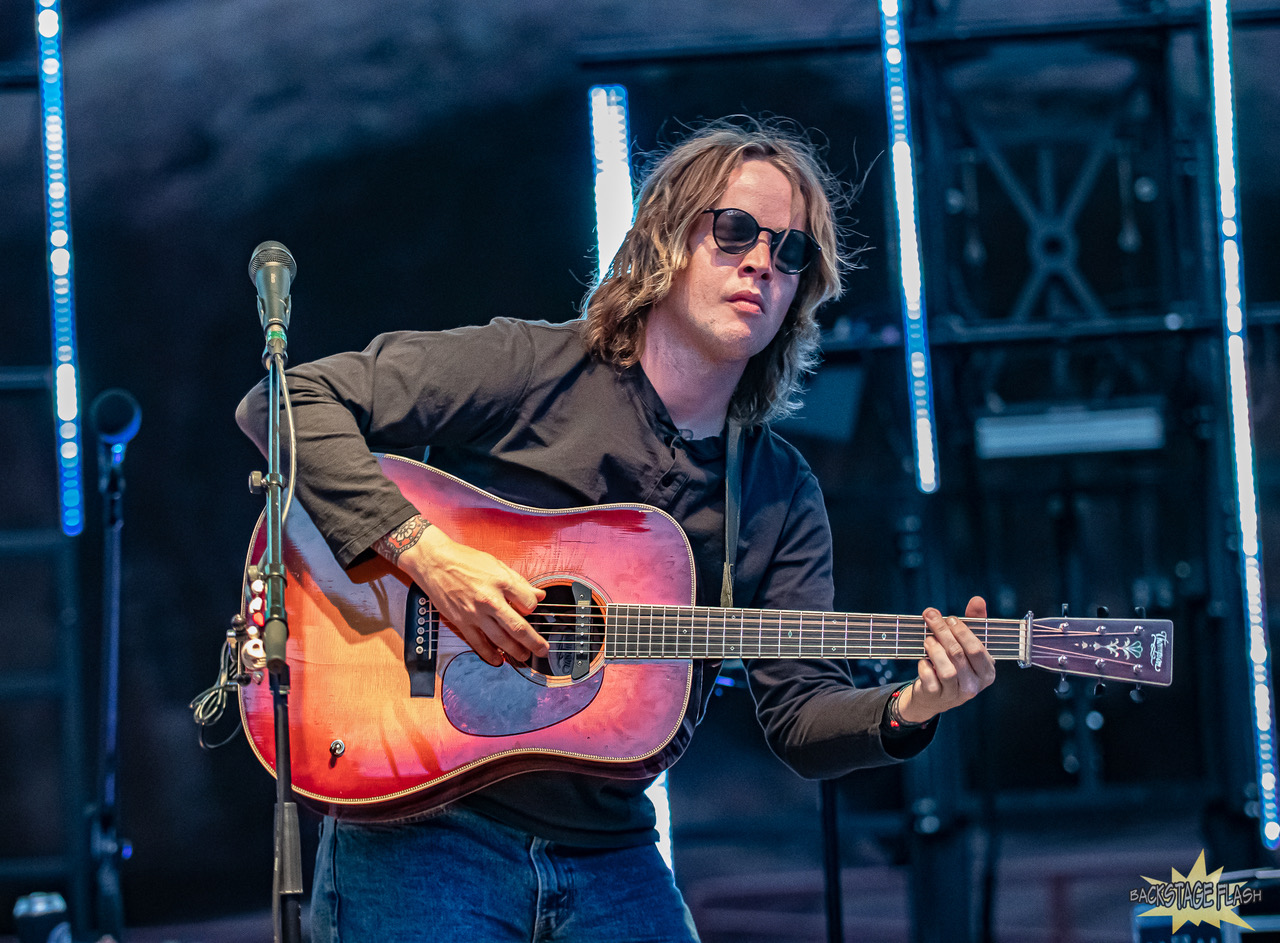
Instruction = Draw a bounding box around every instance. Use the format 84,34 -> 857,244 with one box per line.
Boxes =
90,388 -> 141,494
248,240 -> 296,362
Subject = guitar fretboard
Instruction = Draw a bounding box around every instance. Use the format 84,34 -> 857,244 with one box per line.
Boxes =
603,605 -> 1026,660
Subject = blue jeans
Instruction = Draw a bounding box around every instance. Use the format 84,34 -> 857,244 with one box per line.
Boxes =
311,807 -> 700,942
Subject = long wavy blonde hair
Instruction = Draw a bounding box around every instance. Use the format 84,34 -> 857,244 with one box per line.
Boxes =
583,117 -> 852,426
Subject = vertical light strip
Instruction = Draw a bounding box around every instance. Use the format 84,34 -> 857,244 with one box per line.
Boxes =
587,84 -> 676,866
37,0 -> 83,536
879,1 -> 939,494
588,85 -> 635,283
1206,0 -> 1277,847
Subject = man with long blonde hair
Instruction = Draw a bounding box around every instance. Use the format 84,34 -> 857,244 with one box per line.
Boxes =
240,116 -> 994,942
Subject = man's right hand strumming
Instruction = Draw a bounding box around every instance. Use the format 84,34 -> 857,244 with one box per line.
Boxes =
374,514 -> 549,667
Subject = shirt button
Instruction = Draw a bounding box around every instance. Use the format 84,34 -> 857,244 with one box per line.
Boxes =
660,472 -> 675,487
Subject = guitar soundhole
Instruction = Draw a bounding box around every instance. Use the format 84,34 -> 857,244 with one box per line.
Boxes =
522,582 -> 605,683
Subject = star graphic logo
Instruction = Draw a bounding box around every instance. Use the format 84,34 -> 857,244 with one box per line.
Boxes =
1130,849 -> 1256,932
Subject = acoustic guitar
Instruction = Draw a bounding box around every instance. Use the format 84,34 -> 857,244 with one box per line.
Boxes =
237,455 -> 1174,820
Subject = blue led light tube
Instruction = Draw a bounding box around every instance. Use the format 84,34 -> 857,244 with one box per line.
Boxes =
879,0 -> 939,494
589,85 -> 635,283
36,0 -> 84,536
1205,0 -> 1278,848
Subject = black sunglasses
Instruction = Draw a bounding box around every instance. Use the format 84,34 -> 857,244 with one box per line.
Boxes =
701,207 -> 820,275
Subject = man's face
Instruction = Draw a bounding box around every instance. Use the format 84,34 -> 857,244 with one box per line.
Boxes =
651,158 -> 805,370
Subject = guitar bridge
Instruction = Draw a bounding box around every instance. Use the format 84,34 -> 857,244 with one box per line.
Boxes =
571,580 -> 592,681
405,584 -> 438,697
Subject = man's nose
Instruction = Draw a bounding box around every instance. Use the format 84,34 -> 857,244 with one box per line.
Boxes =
739,234 -> 774,276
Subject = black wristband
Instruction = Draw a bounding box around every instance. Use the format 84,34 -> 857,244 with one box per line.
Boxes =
882,681 -> 931,735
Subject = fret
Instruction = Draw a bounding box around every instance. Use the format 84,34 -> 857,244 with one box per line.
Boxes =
867,614 -> 874,659
894,614 -> 901,659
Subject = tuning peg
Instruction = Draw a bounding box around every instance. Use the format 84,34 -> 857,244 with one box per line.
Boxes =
1055,675 -> 1072,698
1093,680 -> 1106,697
1096,606 -> 1109,618
1061,603 -> 1070,617
1134,606 -> 1147,619
1130,685 -> 1144,704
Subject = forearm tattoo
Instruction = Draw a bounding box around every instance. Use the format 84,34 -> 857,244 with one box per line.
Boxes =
374,514 -> 429,565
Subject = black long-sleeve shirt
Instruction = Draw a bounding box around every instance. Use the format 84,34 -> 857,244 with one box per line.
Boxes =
237,316 -> 933,846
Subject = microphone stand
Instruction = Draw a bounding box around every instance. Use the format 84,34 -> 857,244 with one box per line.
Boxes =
91,392 -> 137,942
259,349 -> 303,943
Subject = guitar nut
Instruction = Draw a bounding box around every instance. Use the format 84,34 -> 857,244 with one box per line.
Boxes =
329,739 -> 345,757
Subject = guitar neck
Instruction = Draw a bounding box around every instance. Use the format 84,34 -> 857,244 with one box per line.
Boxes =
604,605 -> 1027,661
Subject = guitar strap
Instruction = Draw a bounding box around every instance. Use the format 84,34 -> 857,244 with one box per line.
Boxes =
721,420 -> 742,609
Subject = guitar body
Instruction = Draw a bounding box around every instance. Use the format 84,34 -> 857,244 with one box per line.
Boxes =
239,456 -> 697,820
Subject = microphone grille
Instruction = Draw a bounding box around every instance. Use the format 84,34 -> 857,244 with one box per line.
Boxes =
91,388 -> 142,445
248,240 -> 297,280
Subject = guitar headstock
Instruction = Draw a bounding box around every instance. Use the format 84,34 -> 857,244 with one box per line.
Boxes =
1028,616 -> 1174,687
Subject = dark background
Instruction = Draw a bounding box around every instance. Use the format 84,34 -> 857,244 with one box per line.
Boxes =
2,0 -> 1279,938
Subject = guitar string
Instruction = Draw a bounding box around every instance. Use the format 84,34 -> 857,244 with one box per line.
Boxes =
418,603 -> 1156,667
523,601 -> 1033,633
523,609 -> 1030,644
416,599 -> 1153,669
520,600 -> 1137,634
434,599 -> 1106,648
421,600 -> 1141,652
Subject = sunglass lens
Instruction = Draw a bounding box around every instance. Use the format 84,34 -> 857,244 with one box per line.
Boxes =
773,232 -> 812,275
713,209 -> 758,252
